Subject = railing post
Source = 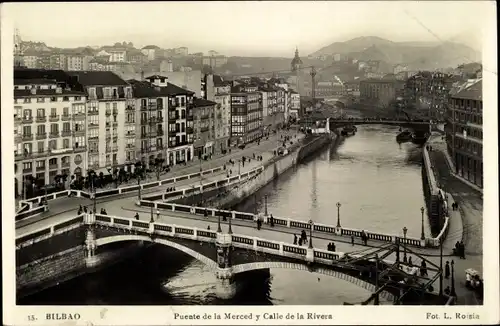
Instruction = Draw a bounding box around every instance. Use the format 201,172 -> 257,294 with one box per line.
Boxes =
149,222 -> 154,234
287,218 -> 291,227
171,225 -> 176,236
279,242 -> 284,255
253,237 -> 258,250
231,210 -> 236,219
306,248 -> 314,262
193,228 -> 198,240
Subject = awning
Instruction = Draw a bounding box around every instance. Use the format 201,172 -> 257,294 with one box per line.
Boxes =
95,167 -> 111,175
204,141 -> 214,148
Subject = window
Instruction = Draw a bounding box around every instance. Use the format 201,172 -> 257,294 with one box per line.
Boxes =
50,108 -> 57,116
63,107 -> 69,116
37,125 -> 45,134
63,139 -> 70,148
23,126 -> 32,135
106,103 -> 110,109
23,162 -> 33,170
88,129 -> 99,139
37,108 -> 45,117
74,136 -> 85,148
63,122 -> 71,131
89,115 -> 99,125
50,124 -> 58,133
37,141 -> 44,153
63,96 -> 69,101
49,139 -> 57,150
50,96 -> 57,102
112,103 -> 117,110
36,160 -> 45,168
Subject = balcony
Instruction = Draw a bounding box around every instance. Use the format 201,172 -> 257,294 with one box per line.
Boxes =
36,116 -> 47,123
73,130 -> 85,136
22,116 -> 33,124
22,134 -> 33,141
106,134 -> 111,140
112,146 -> 118,152
14,115 -> 22,124
49,163 -> 58,170
88,110 -> 99,116
168,131 -> 178,138
23,167 -> 32,173
61,130 -> 71,137
49,115 -> 60,122
105,160 -> 112,166
36,165 -> 46,172
36,132 -> 47,140
61,161 -> 70,168
73,146 -> 86,153
126,131 -> 135,137
88,122 -> 99,128
73,113 -> 85,120
157,130 -> 164,136
106,109 -> 111,116
126,105 -> 135,112
200,113 -> 210,120
200,127 -> 209,133
113,109 -> 118,115
49,132 -> 59,138
125,119 -> 135,125
126,143 -> 135,149
186,127 -> 194,134
112,121 -> 118,127
61,114 -> 71,121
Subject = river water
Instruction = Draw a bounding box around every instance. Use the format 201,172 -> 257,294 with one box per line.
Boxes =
20,125 -> 429,305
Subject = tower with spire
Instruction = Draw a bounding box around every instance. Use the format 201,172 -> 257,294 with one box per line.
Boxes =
14,27 -> 24,67
290,47 -> 303,72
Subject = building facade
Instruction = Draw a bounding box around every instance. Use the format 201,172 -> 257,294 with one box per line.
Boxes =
193,98 -> 217,158
128,80 -> 167,170
14,70 -> 87,198
445,79 -> 483,188
66,55 -> 91,71
230,85 -> 263,144
359,78 -> 404,109
68,71 -> 133,171
212,76 -> 231,152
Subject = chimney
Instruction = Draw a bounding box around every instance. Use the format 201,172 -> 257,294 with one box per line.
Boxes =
140,70 -> 145,81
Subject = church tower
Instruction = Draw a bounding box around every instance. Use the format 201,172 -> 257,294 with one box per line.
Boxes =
14,27 -> 24,67
290,47 -> 303,97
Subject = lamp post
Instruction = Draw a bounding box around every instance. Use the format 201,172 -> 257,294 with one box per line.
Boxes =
217,210 -> 222,233
336,202 -> 341,227
308,219 -> 314,249
439,236 -> 443,297
264,194 -> 268,216
420,206 -> 425,240
450,260 -> 456,297
402,227 -> 408,263
150,205 -> 154,223
228,211 -> 233,234
91,172 -> 97,215
199,158 -> 203,206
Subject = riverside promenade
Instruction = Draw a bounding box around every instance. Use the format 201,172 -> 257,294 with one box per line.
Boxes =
16,130 -> 305,233
426,133 -> 484,305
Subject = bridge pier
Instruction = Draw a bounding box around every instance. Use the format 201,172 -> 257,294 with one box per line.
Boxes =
84,226 -> 98,268
216,232 -> 233,280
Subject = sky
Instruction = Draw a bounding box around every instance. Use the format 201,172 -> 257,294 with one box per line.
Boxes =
3,1 -> 491,57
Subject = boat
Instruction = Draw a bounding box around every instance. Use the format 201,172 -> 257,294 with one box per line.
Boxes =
341,125 -> 357,136
411,132 -> 429,145
396,130 -> 412,143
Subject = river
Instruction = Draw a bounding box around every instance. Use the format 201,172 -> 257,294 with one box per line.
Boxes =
20,125 -> 429,305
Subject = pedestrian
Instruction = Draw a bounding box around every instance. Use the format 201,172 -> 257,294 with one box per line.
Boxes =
207,225 -> 210,230
327,243 -> 332,251
459,241 -> 466,259
77,208 -> 82,215
351,235 -> 355,246
298,237 -> 303,246
293,234 -> 298,245
445,261 -> 450,279
270,214 -> 275,227
135,212 -> 139,220
408,256 -> 413,267
331,242 -> 336,252
257,219 -> 261,230
84,206 -> 88,213
421,260 -> 428,276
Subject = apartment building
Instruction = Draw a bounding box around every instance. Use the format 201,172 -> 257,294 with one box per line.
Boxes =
193,98 -> 217,157
128,79 -> 168,168
359,78 -> 404,108
67,55 -> 91,71
259,85 -> 277,132
68,71 -> 133,171
14,69 -> 87,198
290,91 -> 300,119
445,79 -> 483,188
230,84 -> 263,145
145,75 -> 195,165
213,76 -> 231,151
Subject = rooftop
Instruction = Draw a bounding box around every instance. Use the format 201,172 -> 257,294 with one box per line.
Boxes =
68,71 -> 129,86
14,88 -> 85,97
142,45 -> 160,50
451,79 -> 482,101
193,97 -> 217,107
146,74 -> 169,80
127,79 -> 194,97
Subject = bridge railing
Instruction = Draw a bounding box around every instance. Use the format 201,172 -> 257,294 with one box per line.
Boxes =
14,165 -> 230,223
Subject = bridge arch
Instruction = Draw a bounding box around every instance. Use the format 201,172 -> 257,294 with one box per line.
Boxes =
94,235 -> 218,270
231,262 -> 395,301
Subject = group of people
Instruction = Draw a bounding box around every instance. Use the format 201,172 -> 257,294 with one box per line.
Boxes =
451,202 -> 459,211
454,241 -> 466,259
77,205 -> 88,215
293,230 -> 308,246
165,187 -> 177,193
360,231 -> 369,246
99,208 -> 108,215
327,242 -> 336,252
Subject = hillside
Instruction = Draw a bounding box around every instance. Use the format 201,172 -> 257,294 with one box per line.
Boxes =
311,36 -> 481,70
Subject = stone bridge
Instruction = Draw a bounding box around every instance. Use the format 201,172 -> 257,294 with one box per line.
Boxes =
17,212 -> 447,303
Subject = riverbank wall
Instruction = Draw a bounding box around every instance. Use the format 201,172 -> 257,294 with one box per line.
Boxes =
422,145 -> 449,239
212,134 -> 333,209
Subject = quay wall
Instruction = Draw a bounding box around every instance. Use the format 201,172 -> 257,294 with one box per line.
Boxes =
214,134 -> 332,209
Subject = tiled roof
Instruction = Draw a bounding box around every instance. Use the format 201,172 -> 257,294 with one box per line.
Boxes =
14,88 -> 85,97
193,97 -> 216,107
146,74 -> 168,80
14,68 -> 83,90
451,79 -> 482,101
128,80 -> 161,98
142,45 -> 160,50
68,71 -> 129,86
128,79 -> 194,97
14,78 -> 57,85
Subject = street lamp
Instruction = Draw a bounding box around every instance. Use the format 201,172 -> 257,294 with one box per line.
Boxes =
199,158 -> 204,206
420,206 -> 425,240
336,202 -> 341,227
91,171 -> 97,215
150,205 -> 154,223
450,260 -> 456,297
402,226 -> 408,263
308,219 -> 314,249
264,194 -> 268,216
228,211 -> 233,234
217,210 -> 222,233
